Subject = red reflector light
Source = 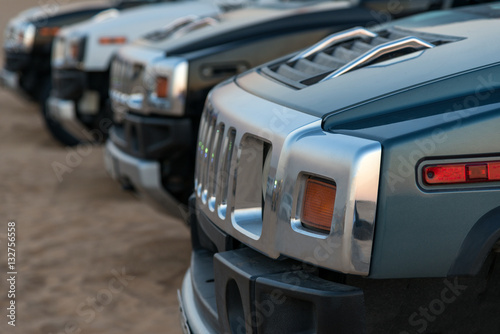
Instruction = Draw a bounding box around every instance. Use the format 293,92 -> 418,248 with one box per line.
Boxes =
156,76 -> 169,98
424,165 -> 465,184
301,178 -> 336,233
488,162 -> 500,180
424,161 -> 500,185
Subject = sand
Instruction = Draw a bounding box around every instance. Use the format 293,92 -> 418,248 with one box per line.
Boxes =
0,1 -> 189,333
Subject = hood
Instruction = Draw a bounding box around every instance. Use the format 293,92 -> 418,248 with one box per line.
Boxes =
235,3 -> 500,125
57,1 -> 219,39
12,1 -> 112,25
131,1 -> 352,53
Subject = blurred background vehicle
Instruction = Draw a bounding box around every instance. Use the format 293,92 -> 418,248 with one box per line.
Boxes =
1,0 -> 179,101
0,2 -> 192,333
46,0 -> 221,146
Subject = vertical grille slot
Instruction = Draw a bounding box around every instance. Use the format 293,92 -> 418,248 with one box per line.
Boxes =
201,117 -> 216,204
217,129 -> 236,220
195,110 -> 237,220
208,124 -> 225,212
195,112 -> 207,192
196,112 -> 211,196
231,135 -> 271,239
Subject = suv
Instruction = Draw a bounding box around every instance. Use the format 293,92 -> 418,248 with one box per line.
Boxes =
1,0 -> 174,101
104,0 -> 454,218
179,3 -> 500,333
46,1 -> 220,146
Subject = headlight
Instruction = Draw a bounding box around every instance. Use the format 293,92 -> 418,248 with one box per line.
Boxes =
4,22 -> 35,52
144,57 -> 188,117
52,34 -> 86,69
21,23 -> 36,50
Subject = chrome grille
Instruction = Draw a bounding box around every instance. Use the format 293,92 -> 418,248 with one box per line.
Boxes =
110,55 -> 147,121
195,102 -> 275,241
195,110 -> 230,213
110,56 -> 145,96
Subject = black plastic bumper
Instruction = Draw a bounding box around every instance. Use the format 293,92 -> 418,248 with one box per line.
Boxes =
51,68 -> 86,100
4,50 -> 30,72
184,196 -> 366,334
109,113 -> 195,203
110,113 -> 193,160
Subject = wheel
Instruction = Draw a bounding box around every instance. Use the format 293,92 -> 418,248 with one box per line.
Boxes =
39,78 -> 81,147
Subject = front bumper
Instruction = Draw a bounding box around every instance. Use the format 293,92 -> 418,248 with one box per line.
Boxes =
47,96 -> 92,142
180,197 -> 366,334
110,112 -> 193,160
52,68 -> 86,100
109,112 -> 194,209
104,140 -> 186,219
4,49 -> 30,72
0,68 -> 20,91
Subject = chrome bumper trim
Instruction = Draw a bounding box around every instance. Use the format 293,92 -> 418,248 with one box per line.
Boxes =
47,96 -> 94,142
180,270 -> 217,334
0,69 -> 19,90
104,140 -> 186,219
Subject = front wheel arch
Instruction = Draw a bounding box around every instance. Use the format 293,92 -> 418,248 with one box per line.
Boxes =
448,206 -> 500,276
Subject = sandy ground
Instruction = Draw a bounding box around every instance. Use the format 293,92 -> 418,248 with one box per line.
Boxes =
0,1 -> 190,333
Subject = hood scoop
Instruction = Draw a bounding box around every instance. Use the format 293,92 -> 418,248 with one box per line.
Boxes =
144,15 -> 218,42
260,26 -> 461,89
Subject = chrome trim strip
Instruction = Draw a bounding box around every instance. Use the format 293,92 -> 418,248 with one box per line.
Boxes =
104,140 -> 186,219
180,271 -> 217,334
47,97 -> 92,142
287,27 -> 377,63
321,36 -> 435,81
0,69 -> 19,90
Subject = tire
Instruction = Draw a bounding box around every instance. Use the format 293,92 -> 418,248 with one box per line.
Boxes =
39,78 -> 81,147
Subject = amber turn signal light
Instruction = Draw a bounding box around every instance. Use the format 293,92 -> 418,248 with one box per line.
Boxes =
156,76 -> 169,98
39,27 -> 60,37
301,178 -> 336,233
98,36 -> 127,45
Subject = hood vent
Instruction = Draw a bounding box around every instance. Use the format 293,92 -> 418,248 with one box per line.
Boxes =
144,15 -> 218,42
260,27 -> 460,89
